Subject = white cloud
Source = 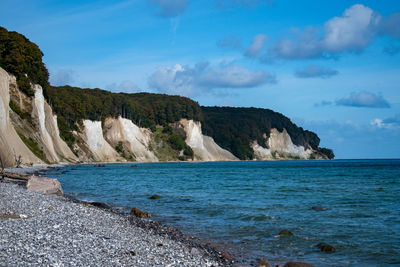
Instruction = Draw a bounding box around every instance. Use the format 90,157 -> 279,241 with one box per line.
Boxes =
335,91 -> 390,108
322,4 -> 380,53
372,114 -> 400,129
106,80 -> 140,93
217,35 -> 243,50
217,0 -> 275,8
245,34 -> 268,58
148,0 -> 188,17
295,65 -> 338,79
148,62 -> 276,96
50,69 -> 76,86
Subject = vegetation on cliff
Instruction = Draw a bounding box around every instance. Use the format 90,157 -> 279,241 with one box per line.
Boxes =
202,106 -> 334,160
0,27 -> 49,97
46,85 -> 203,147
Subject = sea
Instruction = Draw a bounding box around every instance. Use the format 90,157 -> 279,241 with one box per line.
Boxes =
47,160 -> 400,266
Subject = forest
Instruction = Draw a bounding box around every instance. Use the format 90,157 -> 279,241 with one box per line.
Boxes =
0,27 -> 49,97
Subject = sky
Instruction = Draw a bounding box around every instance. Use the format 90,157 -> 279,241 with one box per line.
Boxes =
1,0 -> 400,159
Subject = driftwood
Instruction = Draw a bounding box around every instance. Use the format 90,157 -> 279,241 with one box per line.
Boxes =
0,171 -> 30,183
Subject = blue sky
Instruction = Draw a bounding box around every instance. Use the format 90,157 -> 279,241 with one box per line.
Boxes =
1,0 -> 400,159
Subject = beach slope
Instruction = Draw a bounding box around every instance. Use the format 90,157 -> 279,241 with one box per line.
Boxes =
0,182 -> 223,266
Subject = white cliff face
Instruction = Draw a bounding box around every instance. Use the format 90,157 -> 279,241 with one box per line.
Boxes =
252,142 -> 273,160
44,109 -> 78,162
252,128 -> 312,160
31,86 -> 59,162
0,67 -> 41,166
103,117 -> 158,162
82,119 -> 122,162
179,119 -> 237,161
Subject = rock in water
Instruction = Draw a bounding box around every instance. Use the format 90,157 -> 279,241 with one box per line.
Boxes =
311,206 -> 329,211
257,259 -> 271,267
130,207 -> 151,218
279,229 -> 293,236
284,262 -> 314,267
317,242 -> 336,252
149,194 -> 162,200
26,176 -> 63,195
90,202 -> 111,209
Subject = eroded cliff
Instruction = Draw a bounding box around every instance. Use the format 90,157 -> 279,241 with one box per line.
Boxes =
0,68 -> 41,167
252,128 -> 319,160
174,119 -> 237,161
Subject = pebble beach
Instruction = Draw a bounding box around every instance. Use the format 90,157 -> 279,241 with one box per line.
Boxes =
0,181 -> 227,267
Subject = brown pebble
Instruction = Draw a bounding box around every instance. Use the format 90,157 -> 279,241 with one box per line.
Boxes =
130,207 -> 151,218
257,258 -> 271,267
220,251 -> 231,261
157,243 -> 163,247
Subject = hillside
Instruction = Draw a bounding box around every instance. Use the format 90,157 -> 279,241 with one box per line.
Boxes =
0,26 -> 333,167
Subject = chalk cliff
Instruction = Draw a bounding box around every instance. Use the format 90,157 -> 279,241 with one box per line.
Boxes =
0,68 -> 41,167
0,67 -> 331,167
72,120 -> 124,162
251,128 -> 328,160
103,117 -> 158,162
175,119 -> 237,161
0,67 -> 78,167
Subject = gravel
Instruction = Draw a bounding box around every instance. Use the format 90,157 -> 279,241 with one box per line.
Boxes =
0,182 -> 226,266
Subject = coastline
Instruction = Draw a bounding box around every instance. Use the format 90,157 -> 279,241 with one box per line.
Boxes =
0,176 -> 231,266
1,163 -> 324,267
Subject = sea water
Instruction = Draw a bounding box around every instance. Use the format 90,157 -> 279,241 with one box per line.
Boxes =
49,160 -> 400,266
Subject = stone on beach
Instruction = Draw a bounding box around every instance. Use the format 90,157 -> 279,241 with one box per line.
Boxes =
130,207 -> 152,218
26,176 -> 63,195
0,182 -> 224,266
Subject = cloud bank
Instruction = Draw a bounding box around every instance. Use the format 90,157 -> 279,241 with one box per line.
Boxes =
237,4 -> 400,61
148,62 -> 276,96
335,91 -> 390,108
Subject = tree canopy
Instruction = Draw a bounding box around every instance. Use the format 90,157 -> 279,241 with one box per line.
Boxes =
0,26 -> 49,96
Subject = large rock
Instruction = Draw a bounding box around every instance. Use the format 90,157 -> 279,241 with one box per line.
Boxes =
26,176 -> 63,195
